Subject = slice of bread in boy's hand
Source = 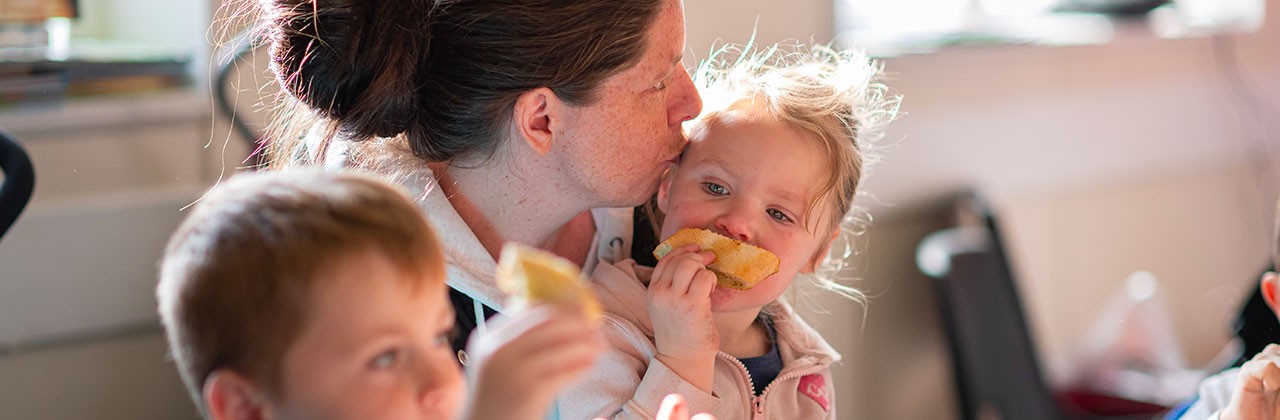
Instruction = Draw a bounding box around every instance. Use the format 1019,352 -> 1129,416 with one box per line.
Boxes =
496,242 -> 602,321
652,228 -> 780,291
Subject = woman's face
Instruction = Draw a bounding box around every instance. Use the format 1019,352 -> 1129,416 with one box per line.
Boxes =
555,0 -> 703,208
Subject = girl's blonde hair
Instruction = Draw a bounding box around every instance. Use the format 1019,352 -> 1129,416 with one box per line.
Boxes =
691,42 -> 902,304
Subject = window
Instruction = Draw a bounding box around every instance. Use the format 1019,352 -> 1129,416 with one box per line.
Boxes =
835,0 -> 1266,56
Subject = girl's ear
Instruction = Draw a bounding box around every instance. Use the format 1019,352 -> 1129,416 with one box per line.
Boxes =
204,370 -> 272,420
1262,272 -> 1280,316
803,229 -> 841,274
512,87 -> 562,156
656,166 -> 676,213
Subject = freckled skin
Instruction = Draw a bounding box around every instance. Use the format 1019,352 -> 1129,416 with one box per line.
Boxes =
557,0 -> 703,207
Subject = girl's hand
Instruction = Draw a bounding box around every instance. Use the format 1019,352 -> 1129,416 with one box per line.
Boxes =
648,244 -> 719,392
1222,343 -> 1280,420
464,305 -> 604,420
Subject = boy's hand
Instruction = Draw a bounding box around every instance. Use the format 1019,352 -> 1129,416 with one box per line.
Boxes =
648,244 -> 719,392
464,305 -> 603,420
1223,344 -> 1280,420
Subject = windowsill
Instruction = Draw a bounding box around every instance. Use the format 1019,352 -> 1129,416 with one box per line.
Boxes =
837,8 -> 1265,58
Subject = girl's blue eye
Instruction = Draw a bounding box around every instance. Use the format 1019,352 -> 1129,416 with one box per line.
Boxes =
767,208 -> 793,223
702,182 -> 728,196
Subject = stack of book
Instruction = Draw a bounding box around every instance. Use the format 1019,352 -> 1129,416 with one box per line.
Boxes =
0,63 -> 67,104
0,53 -> 189,106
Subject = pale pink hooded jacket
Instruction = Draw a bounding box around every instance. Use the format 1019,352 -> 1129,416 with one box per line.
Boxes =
556,259 -> 841,420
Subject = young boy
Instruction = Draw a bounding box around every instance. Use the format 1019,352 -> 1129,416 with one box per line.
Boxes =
156,170 -> 602,420
1181,198 -> 1280,420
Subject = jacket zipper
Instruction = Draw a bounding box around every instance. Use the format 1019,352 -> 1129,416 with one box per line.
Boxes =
721,353 -> 827,419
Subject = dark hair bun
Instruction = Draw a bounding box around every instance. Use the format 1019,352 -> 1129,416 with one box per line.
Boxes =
264,1 -> 428,139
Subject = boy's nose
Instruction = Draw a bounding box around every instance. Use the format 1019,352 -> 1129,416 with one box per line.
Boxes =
418,358 -> 464,413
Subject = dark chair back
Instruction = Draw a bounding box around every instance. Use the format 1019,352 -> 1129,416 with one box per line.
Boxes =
916,194 -> 1061,420
0,127 -> 35,243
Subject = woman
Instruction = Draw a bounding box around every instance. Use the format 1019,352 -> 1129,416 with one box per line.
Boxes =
253,0 -> 703,353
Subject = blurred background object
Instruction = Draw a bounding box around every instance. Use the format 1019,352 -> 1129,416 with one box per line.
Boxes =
0,127 -> 34,243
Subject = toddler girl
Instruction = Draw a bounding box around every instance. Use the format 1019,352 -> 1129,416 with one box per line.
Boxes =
559,43 -> 901,419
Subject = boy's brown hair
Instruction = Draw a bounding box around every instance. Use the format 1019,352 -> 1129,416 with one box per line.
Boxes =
156,169 -> 444,410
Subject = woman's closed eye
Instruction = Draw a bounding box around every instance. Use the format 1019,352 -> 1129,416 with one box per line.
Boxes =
701,182 -> 729,196
653,80 -> 667,91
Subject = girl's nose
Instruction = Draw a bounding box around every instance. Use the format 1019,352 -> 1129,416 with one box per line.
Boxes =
715,211 -> 753,243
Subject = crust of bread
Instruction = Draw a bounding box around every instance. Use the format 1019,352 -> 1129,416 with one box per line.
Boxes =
652,228 -> 780,290
496,242 -> 602,320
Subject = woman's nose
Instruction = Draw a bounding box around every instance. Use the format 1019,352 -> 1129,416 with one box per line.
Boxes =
668,66 -> 702,125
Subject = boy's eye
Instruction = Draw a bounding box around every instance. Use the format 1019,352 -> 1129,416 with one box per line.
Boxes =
433,329 -> 455,348
767,208 -> 794,223
369,348 -> 401,370
702,182 -> 728,196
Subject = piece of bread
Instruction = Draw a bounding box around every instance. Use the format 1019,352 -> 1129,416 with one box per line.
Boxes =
652,228 -> 780,290
496,242 -> 602,320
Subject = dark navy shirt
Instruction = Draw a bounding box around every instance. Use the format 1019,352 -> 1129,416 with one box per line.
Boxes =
739,320 -> 782,396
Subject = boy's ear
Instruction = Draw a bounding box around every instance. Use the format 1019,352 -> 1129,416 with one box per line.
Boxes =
204,370 -> 271,420
803,229 -> 841,274
512,88 -> 561,156
1262,272 -> 1280,316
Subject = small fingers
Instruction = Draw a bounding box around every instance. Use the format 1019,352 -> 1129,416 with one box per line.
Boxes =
669,257 -> 711,295
1264,361 -> 1280,394
652,246 -> 700,288
688,269 -> 717,298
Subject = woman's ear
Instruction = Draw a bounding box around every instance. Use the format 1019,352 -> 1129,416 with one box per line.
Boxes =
1262,272 -> 1280,317
204,370 -> 271,420
512,88 -> 561,156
